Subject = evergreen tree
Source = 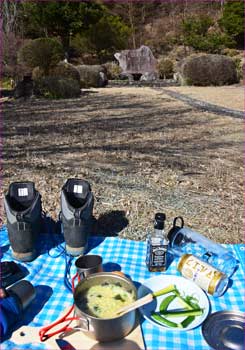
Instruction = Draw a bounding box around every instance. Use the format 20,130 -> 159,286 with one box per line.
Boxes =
20,2 -> 105,51
219,1 -> 244,48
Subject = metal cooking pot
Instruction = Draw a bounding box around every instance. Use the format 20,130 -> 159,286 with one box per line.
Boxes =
73,272 -> 137,342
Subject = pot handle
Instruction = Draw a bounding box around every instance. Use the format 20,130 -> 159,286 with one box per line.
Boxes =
39,305 -> 79,341
75,315 -> 94,332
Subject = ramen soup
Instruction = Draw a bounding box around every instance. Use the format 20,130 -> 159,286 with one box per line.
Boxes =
78,282 -> 135,318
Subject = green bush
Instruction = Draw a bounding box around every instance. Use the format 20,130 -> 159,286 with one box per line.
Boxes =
219,1 -> 244,48
32,62 -> 81,87
181,16 -> 235,53
157,58 -> 174,79
50,62 -> 81,85
18,38 -> 64,75
222,48 -> 240,57
231,56 -> 243,80
103,62 -> 122,80
34,77 -> 81,99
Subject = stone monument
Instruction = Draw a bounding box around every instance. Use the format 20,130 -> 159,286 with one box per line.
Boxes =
114,45 -> 158,81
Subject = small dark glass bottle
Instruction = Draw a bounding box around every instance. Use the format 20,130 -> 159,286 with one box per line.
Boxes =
146,213 -> 169,272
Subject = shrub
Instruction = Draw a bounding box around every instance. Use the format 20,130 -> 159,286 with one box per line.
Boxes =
219,1 -> 244,48
103,62 -> 122,80
157,58 -> 174,79
50,62 -> 81,85
18,38 -> 64,75
231,56 -> 243,80
181,16 -> 235,53
32,62 -> 81,86
34,77 -> 81,99
167,46 -> 194,62
32,67 -> 45,81
179,54 -> 238,86
222,48 -> 240,57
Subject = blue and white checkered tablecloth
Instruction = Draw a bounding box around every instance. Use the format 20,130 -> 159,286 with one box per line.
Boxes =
1,226 -> 244,350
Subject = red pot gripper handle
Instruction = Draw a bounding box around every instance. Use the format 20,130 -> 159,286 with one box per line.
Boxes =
39,272 -> 80,341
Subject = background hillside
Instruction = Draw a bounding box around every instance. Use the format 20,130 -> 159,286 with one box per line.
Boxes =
1,0 -> 244,85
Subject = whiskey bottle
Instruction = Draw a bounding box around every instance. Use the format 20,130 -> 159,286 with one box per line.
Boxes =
146,213 -> 169,272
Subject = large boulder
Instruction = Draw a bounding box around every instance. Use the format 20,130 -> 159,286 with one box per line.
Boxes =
114,45 -> 157,76
178,54 -> 238,86
76,65 -> 108,88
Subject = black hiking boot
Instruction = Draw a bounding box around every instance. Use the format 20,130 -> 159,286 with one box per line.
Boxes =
4,182 -> 42,262
60,178 -> 94,256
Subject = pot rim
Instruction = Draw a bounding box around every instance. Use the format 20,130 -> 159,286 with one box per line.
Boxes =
73,271 -> 137,321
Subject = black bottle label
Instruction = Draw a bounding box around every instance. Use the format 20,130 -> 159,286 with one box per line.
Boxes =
149,244 -> 167,267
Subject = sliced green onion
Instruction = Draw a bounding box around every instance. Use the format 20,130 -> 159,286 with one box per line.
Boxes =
152,284 -> 176,298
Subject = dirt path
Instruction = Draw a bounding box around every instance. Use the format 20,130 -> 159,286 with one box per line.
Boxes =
2,87 -> 243,243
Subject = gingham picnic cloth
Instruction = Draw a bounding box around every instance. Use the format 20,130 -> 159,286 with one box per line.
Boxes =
1,225 -> 244,350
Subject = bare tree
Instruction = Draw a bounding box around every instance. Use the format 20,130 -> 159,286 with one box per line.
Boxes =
1,0 -> 26,81
0,0 -> 20,35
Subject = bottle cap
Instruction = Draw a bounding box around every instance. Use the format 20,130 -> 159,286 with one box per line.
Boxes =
154,213 -> 166,230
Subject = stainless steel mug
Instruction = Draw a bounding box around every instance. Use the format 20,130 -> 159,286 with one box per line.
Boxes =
75,255 -> 103,280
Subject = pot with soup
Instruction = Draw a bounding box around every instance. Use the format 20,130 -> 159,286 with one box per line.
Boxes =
74,272 -> 137,342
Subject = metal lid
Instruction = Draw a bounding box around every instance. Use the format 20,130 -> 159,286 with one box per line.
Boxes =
202,311 -> 245,350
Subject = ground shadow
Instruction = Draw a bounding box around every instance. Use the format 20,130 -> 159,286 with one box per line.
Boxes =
93,210 -> 129,236
0,244 -> 10,258
2,284 -> 53,342
102,262 -> 121,272
22,285 -> 53,324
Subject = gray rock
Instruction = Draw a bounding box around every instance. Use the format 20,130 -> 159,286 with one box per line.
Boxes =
178,54 -> 238,86
115,45 -> 157,75
76,65 -> 108,88
140,72 -> 158,81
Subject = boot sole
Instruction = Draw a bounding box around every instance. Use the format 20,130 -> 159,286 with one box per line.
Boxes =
12,250 -> 36,262
66,245 -> 86,256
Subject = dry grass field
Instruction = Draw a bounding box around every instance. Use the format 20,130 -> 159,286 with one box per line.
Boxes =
1,86 -> 244,243
166,85 -> 244,111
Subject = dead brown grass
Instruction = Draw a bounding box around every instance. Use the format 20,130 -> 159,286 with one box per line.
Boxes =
1,87 -> 244,243
166,85 -> 244,111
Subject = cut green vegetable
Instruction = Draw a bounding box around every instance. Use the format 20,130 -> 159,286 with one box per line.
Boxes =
184,295 -> 200,310
161,309 -> 203,318
152,284 -> 176,298
175,294 -> 194,310
151,313 -> 183,328
160,295 -> 176,313
181,316 -> 195,328
150,285 -> 204,329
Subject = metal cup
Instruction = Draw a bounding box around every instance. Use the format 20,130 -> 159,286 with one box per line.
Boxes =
75,255 -> 103,280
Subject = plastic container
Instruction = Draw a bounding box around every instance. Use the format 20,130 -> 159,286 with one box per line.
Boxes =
168,217 -> 237,277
